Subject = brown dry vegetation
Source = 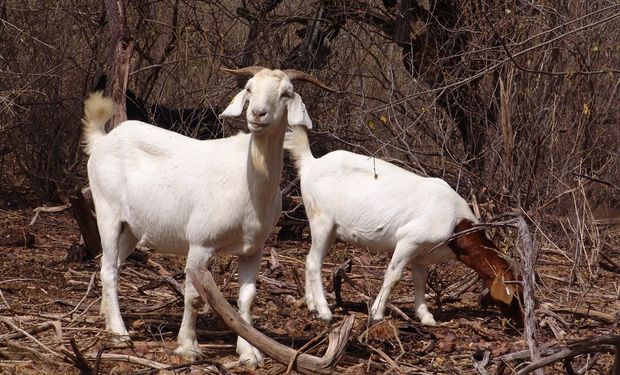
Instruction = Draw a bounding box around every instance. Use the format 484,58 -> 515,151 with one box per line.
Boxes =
1,1 -> 619,374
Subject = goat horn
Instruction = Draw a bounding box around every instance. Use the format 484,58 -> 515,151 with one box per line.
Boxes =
283,69 -> 337,92
221,66 -> 267,76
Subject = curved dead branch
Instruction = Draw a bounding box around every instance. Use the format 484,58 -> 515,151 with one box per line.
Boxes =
513,334 -> 620,375
188,267 -> 354,375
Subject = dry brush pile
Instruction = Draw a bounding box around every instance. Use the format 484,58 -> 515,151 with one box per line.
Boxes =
0,1 -> 618,374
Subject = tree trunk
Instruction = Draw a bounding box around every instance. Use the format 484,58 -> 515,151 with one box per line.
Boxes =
71,0 -> 133,260
103,0 -> 133,131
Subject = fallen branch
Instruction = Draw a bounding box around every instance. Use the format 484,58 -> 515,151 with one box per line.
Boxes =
0,317 -> 63,359
62,271 -> 97,318
69,338 -> 92,374
188,268 -> 354,375
496,346 -> 561,363
367,344 -> 405,374
29,204 -> 71,226
600,252 -> 620,273
130,358 -> 237,375
0,321 -> 56,341
0,339 -> 66,367
84,352 -> 168,370
515,335 -> 620,375
547,304 -> 617,324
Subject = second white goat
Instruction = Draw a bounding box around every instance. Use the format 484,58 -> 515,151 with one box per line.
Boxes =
284,126 -> 522,326
82,67 -> 332,368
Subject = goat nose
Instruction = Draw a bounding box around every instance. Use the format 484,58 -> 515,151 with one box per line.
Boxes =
252,107 -> 267,118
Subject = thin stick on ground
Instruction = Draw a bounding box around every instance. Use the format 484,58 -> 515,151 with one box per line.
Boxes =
62,271 -> 97,318
0,316 -> 64,359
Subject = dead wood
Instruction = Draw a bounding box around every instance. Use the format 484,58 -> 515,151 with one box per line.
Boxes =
0,321 -> 56,341
0,317 -> 63,359
188,267 -> 354,375
62,271 -> 97,319
130,358 -> 237,375
496,346 -> 562,363
69,188 -> 101,260
69,337 -> 92,374
547,303 -> 618,324
472,349 -> 490,375
514,335 -> 620,375
600,252 -> 620,273
144,259 -> 185,297
367,344 -> 405,374
514,215 -> 543,375
85,352 -> 168,370
0,339 -> 65,367
103,0 -> 133,130
29,204 -> 71,226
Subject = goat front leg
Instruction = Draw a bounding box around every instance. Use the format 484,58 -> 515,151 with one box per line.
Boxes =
411,262 -> 437,325
370,241 -> 418,322
236,249 -> 264,369
175,245 -> 213,360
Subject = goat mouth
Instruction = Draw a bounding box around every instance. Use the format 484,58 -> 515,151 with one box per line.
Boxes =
248,122 -> 270,132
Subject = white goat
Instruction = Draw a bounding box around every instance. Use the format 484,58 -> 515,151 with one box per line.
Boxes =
81,67 -> 332,368
284,126 -> 522,326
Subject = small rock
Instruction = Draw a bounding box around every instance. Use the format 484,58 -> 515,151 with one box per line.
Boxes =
438,334 -> 456,353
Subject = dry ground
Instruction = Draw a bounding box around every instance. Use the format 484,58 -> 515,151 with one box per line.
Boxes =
0,207 -> 618,374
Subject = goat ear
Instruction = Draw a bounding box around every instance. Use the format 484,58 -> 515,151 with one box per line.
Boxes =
489,273 -> 515,305
287,92 -> 312,129
220,90 -> 248,118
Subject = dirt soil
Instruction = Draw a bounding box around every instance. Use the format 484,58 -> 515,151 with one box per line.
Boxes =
0,207 -> 618,374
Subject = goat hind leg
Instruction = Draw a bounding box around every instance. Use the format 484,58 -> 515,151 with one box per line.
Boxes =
411,263 -> 437,325
98,216 -> 129,339
305,219 -> 336,321
370,241 -> 418,321
116,224 -> 138,267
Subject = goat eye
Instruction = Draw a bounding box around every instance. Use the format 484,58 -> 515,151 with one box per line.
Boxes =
282,90 -> 293,98
246,88 -> 252,94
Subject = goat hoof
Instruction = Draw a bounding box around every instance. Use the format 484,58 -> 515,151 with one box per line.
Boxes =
239,348 -> 263,369
305,298 -> 317,312
174,343 -> 203,361
370,313 -> 385,324
420,315 -> 438,326
317,310 -> 333,322
104,333 -> 132,349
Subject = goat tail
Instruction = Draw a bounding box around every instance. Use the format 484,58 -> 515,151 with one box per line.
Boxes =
81,91 -> 114,155
284,125 -> 314,171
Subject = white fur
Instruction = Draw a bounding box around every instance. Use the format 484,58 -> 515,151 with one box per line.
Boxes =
284,126 -> 477,325
83,69 -> 312,368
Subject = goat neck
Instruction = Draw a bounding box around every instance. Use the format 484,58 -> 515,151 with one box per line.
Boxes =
248,123 -> 286,180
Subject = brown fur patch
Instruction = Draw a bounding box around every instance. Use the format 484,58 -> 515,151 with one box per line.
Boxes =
448,219 -> 524,326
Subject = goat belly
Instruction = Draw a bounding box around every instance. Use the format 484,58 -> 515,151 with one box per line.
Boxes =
133,228 -> 190,255
335,224 -> 395,251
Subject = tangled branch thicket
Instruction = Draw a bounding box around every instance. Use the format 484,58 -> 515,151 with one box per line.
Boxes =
0,0 -> 618,373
